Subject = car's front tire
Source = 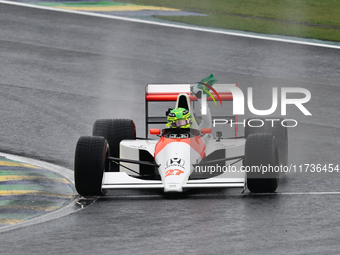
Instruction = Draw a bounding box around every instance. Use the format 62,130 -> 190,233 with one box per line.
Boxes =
244,133 -> 280,193
74,136 -> 109,196
245,117 -> 288,166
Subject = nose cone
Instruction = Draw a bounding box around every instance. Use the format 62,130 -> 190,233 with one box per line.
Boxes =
156,142 -> 192,193
164,182 -> 183,193
162,156 -> 189,193
155,135 -> 205,193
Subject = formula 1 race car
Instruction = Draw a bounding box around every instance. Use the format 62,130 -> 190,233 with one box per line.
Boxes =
74,83 -> 288,196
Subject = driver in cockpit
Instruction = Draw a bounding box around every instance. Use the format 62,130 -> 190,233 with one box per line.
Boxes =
165,74 -> 217,131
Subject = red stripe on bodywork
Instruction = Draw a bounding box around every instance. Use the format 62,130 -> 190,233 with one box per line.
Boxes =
154,136 -> 206,159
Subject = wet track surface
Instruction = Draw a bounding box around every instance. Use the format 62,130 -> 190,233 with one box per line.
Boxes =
0,2 -> 340,254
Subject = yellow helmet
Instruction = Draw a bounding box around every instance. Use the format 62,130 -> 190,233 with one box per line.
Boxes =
166,108 -> 192,128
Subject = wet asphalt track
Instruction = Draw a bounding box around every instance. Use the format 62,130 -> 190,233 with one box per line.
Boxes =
0,2 -> 340,254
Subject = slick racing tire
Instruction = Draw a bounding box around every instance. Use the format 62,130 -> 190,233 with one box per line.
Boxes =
245,117 -> 288,166
93,119 -> 136,172
74,136 -> 109,196
244,133 -> 280,193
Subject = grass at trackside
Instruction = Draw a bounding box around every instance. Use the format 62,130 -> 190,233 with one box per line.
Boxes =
116,0 -> 340,42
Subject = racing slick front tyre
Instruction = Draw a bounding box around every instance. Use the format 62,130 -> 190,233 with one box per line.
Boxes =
93,119 -> 136,172
244,133 -> 280,193
245,117 -> 288,166
74,136 -> 109,196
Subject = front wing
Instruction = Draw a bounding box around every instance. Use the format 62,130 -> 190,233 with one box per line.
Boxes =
102,172 -> 245,190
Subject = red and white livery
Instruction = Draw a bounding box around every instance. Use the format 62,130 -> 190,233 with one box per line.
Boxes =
74,84 -> 288,196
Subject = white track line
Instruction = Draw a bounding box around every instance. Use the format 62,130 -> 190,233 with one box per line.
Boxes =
243,191 -> 340,196
1,0 -> 340,49
204,192 -> 340,196
274,191 -> 340,195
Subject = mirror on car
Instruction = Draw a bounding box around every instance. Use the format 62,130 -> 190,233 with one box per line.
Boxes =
150,129 -> 161,135
200,128 -> 212,134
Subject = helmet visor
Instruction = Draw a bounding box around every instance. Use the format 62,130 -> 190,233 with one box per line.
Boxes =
169,119 -> 191,128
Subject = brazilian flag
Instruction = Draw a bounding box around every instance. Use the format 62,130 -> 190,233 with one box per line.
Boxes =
196,74 -> 222,106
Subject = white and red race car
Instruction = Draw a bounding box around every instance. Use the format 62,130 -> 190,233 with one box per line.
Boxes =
74,84 -> 288,196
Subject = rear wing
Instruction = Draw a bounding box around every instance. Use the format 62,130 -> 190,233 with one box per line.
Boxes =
145,84 -> 239,138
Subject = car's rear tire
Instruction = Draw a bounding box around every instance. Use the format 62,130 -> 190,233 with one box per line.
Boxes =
74,136 -> 109,196
245,117 -> 288,166
244,133 -> 280,193
93,119 -> 136,171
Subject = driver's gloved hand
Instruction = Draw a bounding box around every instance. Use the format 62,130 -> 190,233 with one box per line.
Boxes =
191,86 -> 203,101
